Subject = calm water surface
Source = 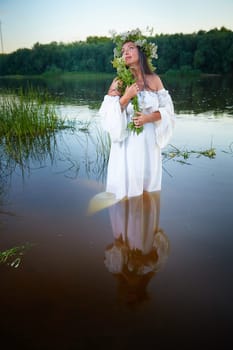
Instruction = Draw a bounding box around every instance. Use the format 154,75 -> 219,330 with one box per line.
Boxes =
0,75 -> 233,346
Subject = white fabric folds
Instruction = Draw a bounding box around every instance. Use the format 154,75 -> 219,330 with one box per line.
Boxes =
99,89 -> 175,199
99,95 -> 128,142
156,89 -> 175,148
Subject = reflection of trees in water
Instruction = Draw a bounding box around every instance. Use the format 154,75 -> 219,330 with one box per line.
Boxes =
164,74 -> 233,116
1,74 -> 232,114
0,75 -> 113,109
104,192 -> 170,307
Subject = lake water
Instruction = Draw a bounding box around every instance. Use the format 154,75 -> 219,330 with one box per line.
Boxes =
0,74 -> 233,347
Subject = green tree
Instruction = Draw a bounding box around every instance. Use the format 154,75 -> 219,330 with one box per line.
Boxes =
1,28 -> 232,76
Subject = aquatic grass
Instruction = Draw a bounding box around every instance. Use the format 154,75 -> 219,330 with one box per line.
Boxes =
0,88 -> 67,141
0,88 -> 74,176
63,118 -> 110,181
92,123 -> 111,181
94,124 -> 111,162
163,144 -> 216,164
76,120 -> 92,133
222,141 -> 233,156
0,243 -> 35,269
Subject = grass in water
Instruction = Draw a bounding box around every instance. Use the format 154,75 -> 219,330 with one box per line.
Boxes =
0,243 -> 35,268
0,87 -> 74,176
0,87 -> 67,140
163,144 -> 216,164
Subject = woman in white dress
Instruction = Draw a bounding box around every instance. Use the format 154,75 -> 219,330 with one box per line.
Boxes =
99,29 -> 175,200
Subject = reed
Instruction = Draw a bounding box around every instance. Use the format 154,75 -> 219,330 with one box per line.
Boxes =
94,124 -> 111,161
0,88 -> 74,177
162,143 -> 216,165
93,123 -> 110,181
0,88 -> 66,141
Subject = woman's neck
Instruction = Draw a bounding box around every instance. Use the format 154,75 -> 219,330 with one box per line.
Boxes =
130,64 -> 141,77
130,66 -> 146,90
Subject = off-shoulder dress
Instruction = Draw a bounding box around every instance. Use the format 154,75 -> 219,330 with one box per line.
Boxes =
99,89 -> 175,200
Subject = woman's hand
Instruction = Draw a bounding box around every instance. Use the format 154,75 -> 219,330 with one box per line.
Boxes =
108,78 -> 121,96
124,82 -> 139,100
119,82 -> 139,110
108,86 -> 121,96
133,111 -> 161,126
108,88 -> 121,96
133,111 -> 147,128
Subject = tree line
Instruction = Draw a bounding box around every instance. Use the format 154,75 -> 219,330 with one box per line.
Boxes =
0,27 -> 232,76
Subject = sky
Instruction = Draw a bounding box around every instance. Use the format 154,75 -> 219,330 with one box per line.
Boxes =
0,0 -> 233,53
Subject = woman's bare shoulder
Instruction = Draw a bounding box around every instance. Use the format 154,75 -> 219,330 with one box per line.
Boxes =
147,74 -> 164,91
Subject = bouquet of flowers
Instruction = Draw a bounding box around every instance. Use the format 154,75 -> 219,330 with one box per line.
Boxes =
112,57 -> 142,135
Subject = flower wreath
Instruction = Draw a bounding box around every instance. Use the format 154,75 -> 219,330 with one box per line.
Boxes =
110,28 -> 158,135
112,28 -> 158,68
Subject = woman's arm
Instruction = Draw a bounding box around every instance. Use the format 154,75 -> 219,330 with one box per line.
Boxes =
108,78 -> 139,110
133,110 -> 161,128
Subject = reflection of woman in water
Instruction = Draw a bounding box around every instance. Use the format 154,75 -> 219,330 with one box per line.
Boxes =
104,191 -> 169,306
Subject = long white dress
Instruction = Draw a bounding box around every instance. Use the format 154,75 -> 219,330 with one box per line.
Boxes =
99,89 -> 175,200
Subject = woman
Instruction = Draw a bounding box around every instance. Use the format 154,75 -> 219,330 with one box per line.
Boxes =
99,29 -> 175,200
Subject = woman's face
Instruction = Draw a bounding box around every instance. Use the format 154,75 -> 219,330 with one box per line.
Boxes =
121,41 -> 139,66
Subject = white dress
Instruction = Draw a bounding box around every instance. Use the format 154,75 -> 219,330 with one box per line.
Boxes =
99,89 -> 175,200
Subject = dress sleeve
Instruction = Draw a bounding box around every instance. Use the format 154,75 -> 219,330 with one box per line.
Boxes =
98,95 -> 128,142
155,89 -> 175,148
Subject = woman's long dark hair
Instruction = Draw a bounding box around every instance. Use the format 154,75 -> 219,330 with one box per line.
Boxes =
122,41 -> 155,90
137,47 -> 154,90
